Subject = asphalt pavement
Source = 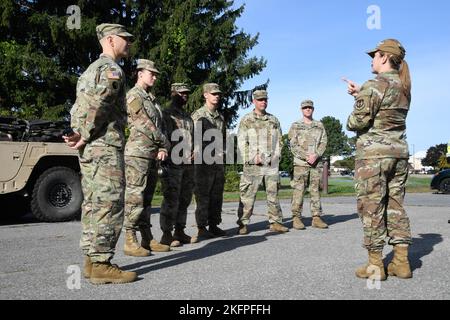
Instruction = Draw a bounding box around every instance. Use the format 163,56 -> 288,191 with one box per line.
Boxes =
0,193 -> 449,300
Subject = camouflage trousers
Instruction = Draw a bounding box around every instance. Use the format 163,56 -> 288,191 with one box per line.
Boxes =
79,145 -> 125,263
237,173 -> 283,225
355,158 -> 412,251
291,165 -> 323,217
194,164 -> 224,227
123,156 -> 158,231
160,165 -> 194,232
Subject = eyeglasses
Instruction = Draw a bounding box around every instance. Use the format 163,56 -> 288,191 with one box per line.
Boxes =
302,106 -> 313,110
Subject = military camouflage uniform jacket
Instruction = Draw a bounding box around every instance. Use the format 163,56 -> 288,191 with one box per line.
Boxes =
191,105 -> 225,165
71,54 -> 127,148
288,120 -> 327,167
125,85 -> 170,159
347,70 -> 410,160
238,111 -> 283,176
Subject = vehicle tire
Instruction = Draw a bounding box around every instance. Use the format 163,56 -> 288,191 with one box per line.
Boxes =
31,167 -> 82,222
439,178 -> 450,194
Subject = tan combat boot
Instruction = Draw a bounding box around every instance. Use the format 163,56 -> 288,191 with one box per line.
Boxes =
387,245 -> 412,279
89,262 -> 137,285
160,231 -> 181,248
238,225 -> 249,235
355,251 -> 387,281
269,222 -> 289,233
312,216 -> 328,229
124,230 -> 151,257
173,228 -> 192,244
83,256 -> 92,279
140,227 -> 171,252
293,217 -> 306,230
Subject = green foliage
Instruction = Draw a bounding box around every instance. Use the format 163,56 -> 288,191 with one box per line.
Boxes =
438,155 -> 450,170
0,0 -> 266,125
422,144 -> 447,169
224,166 -> 240,192
320,116 -> 351,158
279,134 -> 293,174
153,180 -> 162,196
333,157 -> 355,170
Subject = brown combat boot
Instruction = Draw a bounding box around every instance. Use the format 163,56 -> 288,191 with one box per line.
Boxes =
312,216 -> 328,229
124,230 -> 151,257
209,225 -> 227,237
355,251 -> 387,281
83,256 -> 92,279
173,228 -> 193,244
139,227 -> 170,252
387,245 -> 412,279
89,262 -> 137,285
293,217 -> 306,230
269,222 -> 289,233
237,225 -> 249,235
160,231 -> 181,248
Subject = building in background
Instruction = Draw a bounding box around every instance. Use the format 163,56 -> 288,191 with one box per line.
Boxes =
409,151 -> 433,174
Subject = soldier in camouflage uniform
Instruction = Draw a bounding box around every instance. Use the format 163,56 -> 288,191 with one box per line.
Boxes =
236,90 -> 288,235
345,39 -> 413,280
64,24 -> 136,284
289,100 -> 328,230
191,83 -> 227,241
159,83 -> 195,245
123,59 -> 171,256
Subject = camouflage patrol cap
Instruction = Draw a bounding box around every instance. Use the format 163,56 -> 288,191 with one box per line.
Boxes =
171,83 -> 191,93
203,83 -> 222,94
301,100 -> 314,108
136,59 -> 160,74
253,90 -> 268,100
96,23 -> 134,41
366,39 -> 406,59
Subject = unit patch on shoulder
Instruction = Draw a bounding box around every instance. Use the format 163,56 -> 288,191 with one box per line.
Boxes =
355,99 -> 365,111
128,97 -> 142,114
106,70 -> 121,80
127,95 -> 137,105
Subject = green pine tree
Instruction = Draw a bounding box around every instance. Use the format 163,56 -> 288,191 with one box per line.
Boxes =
0,0 -> 266,126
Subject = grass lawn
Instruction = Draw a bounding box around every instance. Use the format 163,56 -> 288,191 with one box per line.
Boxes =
152,175 -> 432,206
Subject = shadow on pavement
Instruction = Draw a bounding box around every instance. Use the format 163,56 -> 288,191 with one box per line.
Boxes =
124,220 -> 288,276
0,195 -> 37,225
325,213 -> 359,226
384,233 -> 443,272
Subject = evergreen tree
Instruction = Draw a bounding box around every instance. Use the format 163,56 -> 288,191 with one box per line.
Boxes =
320,116 -> 350,159
422,143 -> 447,169
0,0 -> 266,125
279,134 -> 293,175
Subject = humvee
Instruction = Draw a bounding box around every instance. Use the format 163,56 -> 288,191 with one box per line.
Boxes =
0,117 -> 82,222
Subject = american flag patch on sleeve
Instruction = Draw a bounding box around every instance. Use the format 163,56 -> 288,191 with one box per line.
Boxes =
106,70 -> 121,80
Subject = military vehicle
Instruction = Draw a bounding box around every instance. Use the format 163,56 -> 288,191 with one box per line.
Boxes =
0,117 -> 82,222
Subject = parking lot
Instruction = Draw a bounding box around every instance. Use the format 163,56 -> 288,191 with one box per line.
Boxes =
0,193 -> 449,300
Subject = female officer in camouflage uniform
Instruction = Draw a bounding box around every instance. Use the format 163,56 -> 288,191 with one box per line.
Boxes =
345,39 -> 413,280
123,59 -> 171,256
